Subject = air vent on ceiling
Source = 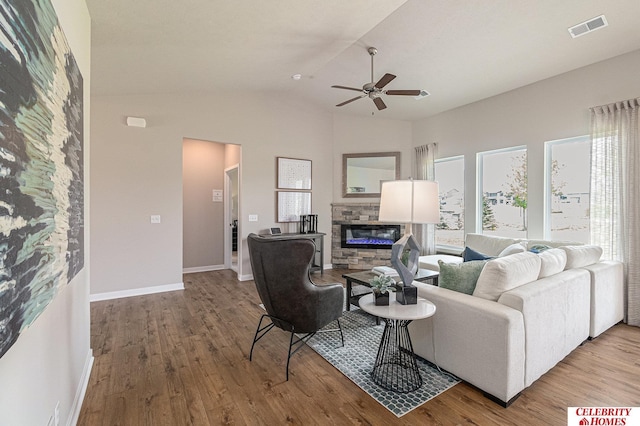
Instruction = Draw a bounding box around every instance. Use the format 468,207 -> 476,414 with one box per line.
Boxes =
568,15 -> 608,38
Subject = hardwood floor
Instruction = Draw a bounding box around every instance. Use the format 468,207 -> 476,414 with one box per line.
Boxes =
78,269 -> 640,425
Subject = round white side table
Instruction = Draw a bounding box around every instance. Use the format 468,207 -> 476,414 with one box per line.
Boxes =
359,292 -> 436,393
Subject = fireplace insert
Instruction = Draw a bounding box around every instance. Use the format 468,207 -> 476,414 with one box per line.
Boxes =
340,224 -> 401,249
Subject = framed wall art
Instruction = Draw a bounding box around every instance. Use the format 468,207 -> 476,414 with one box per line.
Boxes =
277,191 -> 312,222
277,157 -> 312,190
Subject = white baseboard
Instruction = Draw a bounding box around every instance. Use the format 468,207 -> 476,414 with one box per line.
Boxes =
68,349 -> 94,426
183,264 -> 225,274
240,263 -> 332,283
89,282 -> 184,302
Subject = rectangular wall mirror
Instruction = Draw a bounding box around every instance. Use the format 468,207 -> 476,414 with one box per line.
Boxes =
342,152 -> 400,198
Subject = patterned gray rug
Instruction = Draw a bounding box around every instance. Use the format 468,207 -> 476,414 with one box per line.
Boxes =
306,308 -> 460,417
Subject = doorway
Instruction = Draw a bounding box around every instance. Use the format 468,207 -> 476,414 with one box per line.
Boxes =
225,165 -> 239,272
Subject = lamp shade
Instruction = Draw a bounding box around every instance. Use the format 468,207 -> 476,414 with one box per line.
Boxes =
378,180 -> 439,224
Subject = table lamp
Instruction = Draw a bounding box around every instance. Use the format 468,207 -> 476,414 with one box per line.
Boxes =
378,179 -> 439,304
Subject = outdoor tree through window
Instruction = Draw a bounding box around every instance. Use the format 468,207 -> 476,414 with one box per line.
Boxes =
477,147 -> 528,238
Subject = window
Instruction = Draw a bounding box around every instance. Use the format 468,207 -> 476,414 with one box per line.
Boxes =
545,136 -> 590,243
435,156 -> 464,247
477,146 -> 527,238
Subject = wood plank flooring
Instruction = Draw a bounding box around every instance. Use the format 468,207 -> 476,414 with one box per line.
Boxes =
78,269 -> 640,425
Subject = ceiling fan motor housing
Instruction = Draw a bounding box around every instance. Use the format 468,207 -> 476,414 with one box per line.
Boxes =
331,46 -> 421,111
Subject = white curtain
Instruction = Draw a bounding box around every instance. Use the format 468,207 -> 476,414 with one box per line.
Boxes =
590,97 -> 640,326
414,143 -> 437,255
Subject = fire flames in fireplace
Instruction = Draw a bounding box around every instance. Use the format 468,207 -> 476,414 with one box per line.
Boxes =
340,224 -> 401,249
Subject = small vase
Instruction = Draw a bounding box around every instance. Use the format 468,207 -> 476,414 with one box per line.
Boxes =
374,291 -> 389,306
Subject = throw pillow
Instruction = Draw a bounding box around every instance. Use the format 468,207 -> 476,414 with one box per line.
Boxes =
560,245 -> 603,269
438,260 -> 488,295
537,248 -> 567,278
462,246 -> 494,262
498,242 -> 527,257
473,252 -> 542,301
529,244 -> 552,254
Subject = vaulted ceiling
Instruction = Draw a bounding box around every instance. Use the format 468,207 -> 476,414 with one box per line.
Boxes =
87,0 -> 640,120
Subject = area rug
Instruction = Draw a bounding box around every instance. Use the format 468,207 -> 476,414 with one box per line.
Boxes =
306,308 -> 460,417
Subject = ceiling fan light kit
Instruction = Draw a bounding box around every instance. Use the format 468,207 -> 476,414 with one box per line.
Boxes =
332,46 -> 422,111
414,90 -> 430,100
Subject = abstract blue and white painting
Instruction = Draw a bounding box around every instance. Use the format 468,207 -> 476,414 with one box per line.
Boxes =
0,0 -> 84,358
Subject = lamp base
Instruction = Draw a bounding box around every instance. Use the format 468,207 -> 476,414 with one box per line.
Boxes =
389,233 -> 420,305
396,283 -> 418,305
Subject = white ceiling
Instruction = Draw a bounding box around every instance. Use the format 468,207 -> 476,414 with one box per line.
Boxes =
87,0 -> 640,121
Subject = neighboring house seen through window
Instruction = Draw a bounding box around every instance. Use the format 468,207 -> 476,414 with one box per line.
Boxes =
545,136 -> 590,243
435,156 -> 464,248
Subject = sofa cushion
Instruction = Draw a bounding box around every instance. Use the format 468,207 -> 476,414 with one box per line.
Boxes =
465,233 -> 519,257
462,246 -> 494,262
473,252 -> 542,301
438,259 -> 488,294
561,245 -> 603,269
498,242 -> 527,257
537,248 -> 567,278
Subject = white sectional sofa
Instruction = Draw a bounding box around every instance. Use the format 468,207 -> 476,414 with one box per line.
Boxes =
408,233 -> 624,406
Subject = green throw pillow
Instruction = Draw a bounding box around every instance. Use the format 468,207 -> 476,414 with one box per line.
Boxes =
438,259 -> 488,295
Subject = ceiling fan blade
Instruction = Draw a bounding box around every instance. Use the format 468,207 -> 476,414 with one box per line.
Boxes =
374,73 -> 396,89
385,89 -> 422,96
373,97 -> 387,110
332,85 -> 363,92
336,95 -> 366,107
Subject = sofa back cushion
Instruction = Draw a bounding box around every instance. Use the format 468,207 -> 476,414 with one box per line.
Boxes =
438,259 -> 488,294
537,248 -> 567,278
473,252 -> 542,301
465,233 -> 519,257
526,239 -> 582,250
561,245 -> 603,269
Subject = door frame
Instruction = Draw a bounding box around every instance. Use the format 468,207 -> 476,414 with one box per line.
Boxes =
224,164 -> 239,272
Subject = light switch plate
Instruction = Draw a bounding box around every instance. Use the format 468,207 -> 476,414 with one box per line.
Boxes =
150,215 -> 161,224
248,214 -> 258,222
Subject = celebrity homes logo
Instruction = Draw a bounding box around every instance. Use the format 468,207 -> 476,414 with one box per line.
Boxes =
568,407 -> 639,425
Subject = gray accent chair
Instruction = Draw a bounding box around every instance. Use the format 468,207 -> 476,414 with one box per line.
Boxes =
247,233 -> 344,380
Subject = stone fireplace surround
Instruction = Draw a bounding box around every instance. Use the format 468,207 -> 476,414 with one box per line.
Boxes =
332,202 -> 397,269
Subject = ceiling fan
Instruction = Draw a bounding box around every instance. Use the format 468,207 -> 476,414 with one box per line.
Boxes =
332,47 -> 421,111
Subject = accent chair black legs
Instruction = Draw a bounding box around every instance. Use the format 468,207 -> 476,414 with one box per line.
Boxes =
249,314 -> 344,380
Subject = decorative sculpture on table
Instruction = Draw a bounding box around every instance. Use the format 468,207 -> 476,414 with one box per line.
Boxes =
378,179 -> 439,304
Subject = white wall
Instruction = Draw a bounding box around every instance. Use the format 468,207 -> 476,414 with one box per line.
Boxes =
90,93 -> 335,287
413,49 -> 640,239
0,1 -> 92,425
